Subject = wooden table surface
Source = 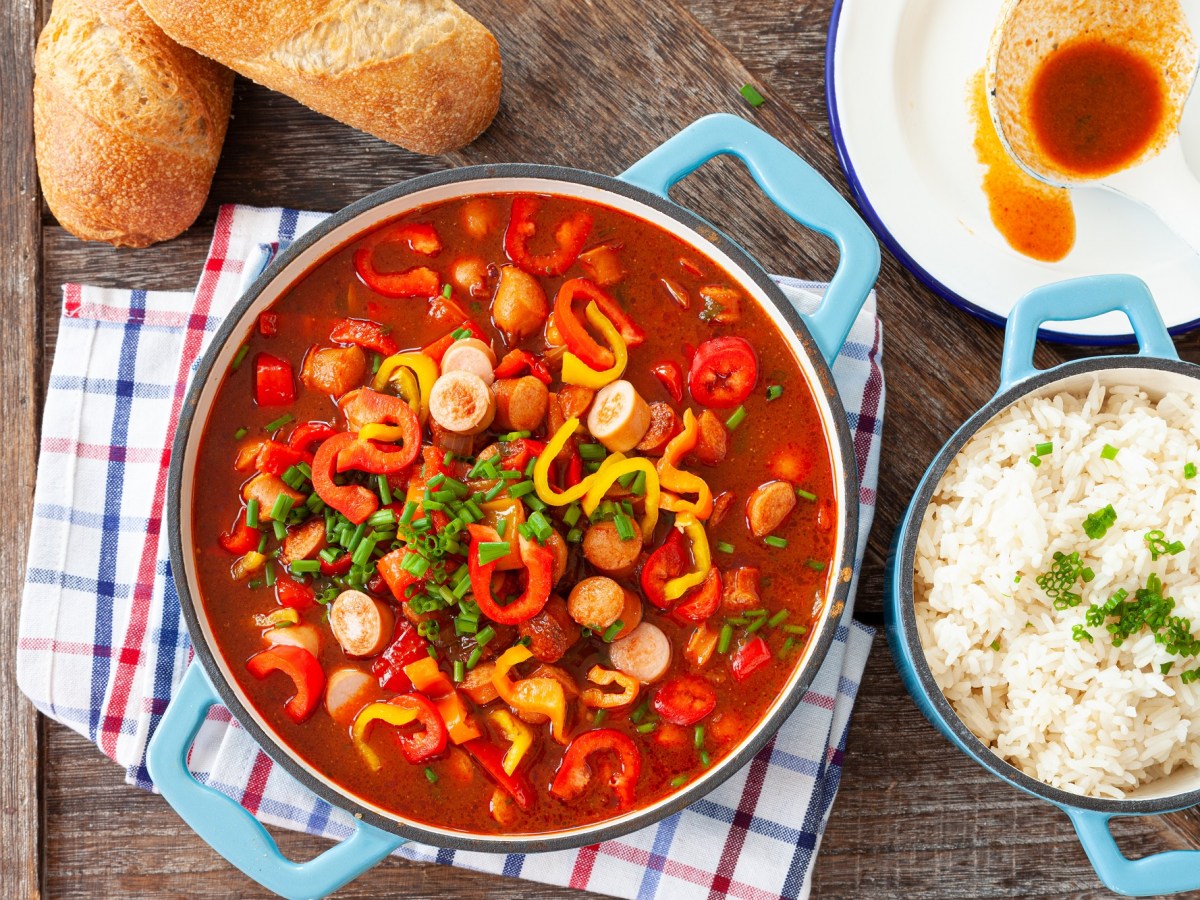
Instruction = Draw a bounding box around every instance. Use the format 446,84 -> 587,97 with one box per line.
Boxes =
5,0 -> 1200,897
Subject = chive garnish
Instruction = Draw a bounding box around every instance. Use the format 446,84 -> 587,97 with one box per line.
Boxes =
290,559 -> 321,574
231,344 -> 249,370
425,767 -> 438,784
1186,462 -> 1198,479
694,726 -> 706,749
670,774 -> 688,788
636,721 -> 658,734
234,426 -> 248,440
1035,441 -> 1053,457
739,83 -> 765,107
1029,455 -> 1042,467
717,624 -> 733,654
725,405 -> 747,430
377,475 -> 392,505
699,750 -> 712,767
264,412 -> 294,433
766,385 -> 783,401
579,443 -> 606,461
602,620 -> 625,643
764,535 -> 788,549
1101,444 -> 1119,460
768,609 -> 788,628
806,559 -> 826,571
245,499 -> 260,529
796,488 -> 817,502
1083,505 -> 1117,540
442,284 -> 453,300
593,709 -> 608,726
716,541 -> 735,554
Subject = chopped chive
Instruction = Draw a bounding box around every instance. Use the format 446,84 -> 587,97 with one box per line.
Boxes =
716,541 -> 735,554
264,560 -> 277,587
290,559 -> 321,574
783,624 -> 808,635
428,473 -> 447,489
614,514 -> 636,542
443,450 -> 455,467
269,494 -> 294,521
257,533 -> 268,554
746,616 -> 769,634
377,475 -> 392,505
367,509 -> 396,528
1163,662 -> 1175,675
245,499 -> 260,529
524,458 -> 537,478
1035,441 -> 1053,456
466,647 -> 483,670
725,405 -> 747,430
780,637 -> 796,657
451,326 -> 469,338
476,625 -> 496,647
442,284 -> 454,300
699,749 -> 712,767
745,609 -> 769,618
593,708 -> 608,726
1028,455 -> 1042,467
630,470 -> 647,497
602,620 -> 625,643
768,609 -> 788,628
579,443 -> 606,461
234,426 -> 248,440
477,541 -> 511,565
319,547 -> 341,564
498,430 -> 531,442
694,726 -> 705,749
563,504 -> 582,527
764,535 -> 788,549
351,537 -> 377,567
247,579 -> 263,590
796,488 -> 817,502
566,528 -> 583,543
670,774 -> 688,788
630,701 -> 649,724
370,353 -> 382,374
525,495 -> 547,512
494,517 -> 509,539
766,384 -> 784,401
272,519 -> 287,541
1186,462 -> 1198,479
1101,444 -> 1119,460
508,481 -> 536,499
424,766 -> 438,784
264,413 -> 294,433
231,344 -> 250,370
717,624 -> 733,654
806,559 -> 826,571
484,480 -> 507,502
636,721 -> 658,734
616,471 -> 637,489
398,501 -> 417,526
739,83 -> 765,107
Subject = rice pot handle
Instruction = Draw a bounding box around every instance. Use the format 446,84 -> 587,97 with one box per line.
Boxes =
999,274 -> 1179,391
619,113 -> 880,364
145,663 -> 405,900
1066,807 -> 1200,897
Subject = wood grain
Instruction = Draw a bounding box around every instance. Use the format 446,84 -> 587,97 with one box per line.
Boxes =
14,0 -> 1200,897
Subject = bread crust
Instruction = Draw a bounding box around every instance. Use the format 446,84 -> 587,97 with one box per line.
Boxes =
137,0 -> 502,155
35,0 -> 233,247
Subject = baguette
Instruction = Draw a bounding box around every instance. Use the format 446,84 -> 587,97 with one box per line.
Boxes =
137,0 -> 503,155
34,0 -> 234,247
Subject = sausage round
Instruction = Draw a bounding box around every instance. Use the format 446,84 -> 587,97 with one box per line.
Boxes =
566,576 -> 626,629
493,376 -> 549,433
517,594 -> 579,663
582,520 -> 643,577
746,480 -> 798,538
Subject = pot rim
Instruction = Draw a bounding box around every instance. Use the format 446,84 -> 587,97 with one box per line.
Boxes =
894,353 -> 1200,815
167,162 -> 861,852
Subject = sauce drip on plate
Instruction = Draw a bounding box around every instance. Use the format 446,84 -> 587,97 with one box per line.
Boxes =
969,68 -> 1075,262
1028,38 -> 1167,178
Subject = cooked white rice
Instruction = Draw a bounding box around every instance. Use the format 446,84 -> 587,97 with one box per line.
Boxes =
915,378 -> 1200,798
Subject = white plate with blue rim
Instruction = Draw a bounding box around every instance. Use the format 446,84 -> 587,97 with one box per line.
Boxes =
826,0 -> 1200,344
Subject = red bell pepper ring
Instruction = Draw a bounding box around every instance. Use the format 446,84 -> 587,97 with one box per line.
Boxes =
672,567 -> 723,623
254,353 -> 296,407
312,433 -> 378,524
320,553 -> 353,577
255,440 -> 310,477
371,623 -> 429,693
370,221 -> 443,256
463,738 -> 536,810
651,360 -> 684,404
493,349 -> 553,386
731,636 -> 772,683
335,389 -> 421,475
421,319 -> 489,364
504,195 -> 593,277
467,526 -> 554,625
288,421 -> 338,453
553,278 -> 645,370
245,645 -> 325,724
640,528 -> 689,610
329,317 -> 399,357
337,438 -> 416,476
275,571 -> 317,611
499,438 -> 547,474
652,675 -> 717,726
550,728 -> 642,810
386,691 -> 448,764
218,509 -> 259,555
258,311 -> 279,337
354,250 -> 441,299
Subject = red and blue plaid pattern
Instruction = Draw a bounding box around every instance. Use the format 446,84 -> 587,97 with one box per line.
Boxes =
19,205 -> 883,900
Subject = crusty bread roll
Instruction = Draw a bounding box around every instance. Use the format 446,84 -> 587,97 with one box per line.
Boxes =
34,0 -> 234,248
137,0 -> 503,155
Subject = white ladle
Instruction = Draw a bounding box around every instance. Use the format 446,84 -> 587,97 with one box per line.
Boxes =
987,0 -> 1200,255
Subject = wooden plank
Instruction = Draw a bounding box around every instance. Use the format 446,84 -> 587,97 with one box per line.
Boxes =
1,1 -> 43,898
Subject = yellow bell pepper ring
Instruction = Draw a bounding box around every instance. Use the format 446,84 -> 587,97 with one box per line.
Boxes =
664,512 -> 712,601
373,351 -> 437,422
580,457 -> 660,540
533,418 -> 600,506
656,409 -> 714,520
491,645 -> 569,742
561,302 -> 627,389
352,702 -> 419,771
488,708 -> 535,775
581,665 -> 640,709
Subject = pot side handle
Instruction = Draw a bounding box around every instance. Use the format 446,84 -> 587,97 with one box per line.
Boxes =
1000,274 -> 1179,391
620,113 -> 880,364
1066,807 -> 1200,897
146,663 -> 405,900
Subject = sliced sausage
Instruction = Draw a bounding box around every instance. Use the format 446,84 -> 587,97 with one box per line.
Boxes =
242,473 -> 304,519
545,390 -> 567,436
577,242 -> 624,285
429,370 -> 496,435
279,518 -> 327,566
746,480 -> 797,538
694,409 -> 729,466
492,265 -> 548,342
557,384 -> 596,420
566,576 -> 626,629
329,590 -> 394,658
614,588 -> 643,640
722,566 -> 762,613
493,376 -> 549,433
609,622 -> 671,684
710,490 -> 737,529
301,345 -> 367,397
440,337 -> 497,385
588,380 -> 651,452
450,255 -> 492,299
265,623 -> 321,658
462,197 -> 499,240
518,595 -> 579,663
460,661 -> 500,706
324,667 -> 378,727
582,520 -> 643,577
636,402 -> 682,455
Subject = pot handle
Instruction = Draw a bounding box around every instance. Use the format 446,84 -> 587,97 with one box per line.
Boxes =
1066,807 -> 1200,897
145,663 -> 405,900
620,113 -> 880,364
999,274 -> 1179,391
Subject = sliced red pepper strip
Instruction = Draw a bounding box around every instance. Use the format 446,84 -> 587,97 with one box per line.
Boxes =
335,388 -> 421,475
493,348 -> 553,385
255,440 -> 309,477
370,622 -> 428,693
245,645 -> 325,724
288,421 -> 338,453
421,319 -> 489,364
312,433 -> 378,524
651,360 -> 684,404
387,691 -> 449,764
274,571 -> 316,611
463,738 -> 536,810
550,728 -> 642,810
319,553 -> 353,577
731,636 -> 772,683
553,278 -> 644,370
640,528 -> 689,609
499,438 -> 547,474
354,250 -> 441,299
564,447 -> 584,489
672,567 -> 722,624
258,312 -> 279,336
254,353 -> 296,407
218,509 -> 259,555
467,525 -> 553,625
504,196 -> 593,277
330,317 -> 399,357
652,675 -> 717,726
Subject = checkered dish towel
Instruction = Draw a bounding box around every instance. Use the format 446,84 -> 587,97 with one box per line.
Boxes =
19,205 -> 883,900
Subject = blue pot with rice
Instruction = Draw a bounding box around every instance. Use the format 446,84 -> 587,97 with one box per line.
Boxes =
886,274 -> 1200,897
